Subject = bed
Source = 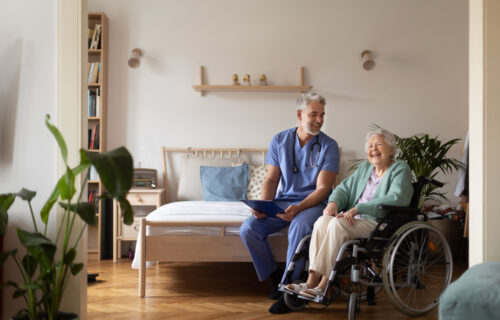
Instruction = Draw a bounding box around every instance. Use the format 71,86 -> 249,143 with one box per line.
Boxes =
131,148 -> 288,297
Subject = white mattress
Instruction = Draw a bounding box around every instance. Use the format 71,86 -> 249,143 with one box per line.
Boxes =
131,201 -> 287,269
145,201 -> 251,235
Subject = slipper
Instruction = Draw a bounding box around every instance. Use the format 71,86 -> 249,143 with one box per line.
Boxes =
284,282 -> 309,295
299,286 -> 324,299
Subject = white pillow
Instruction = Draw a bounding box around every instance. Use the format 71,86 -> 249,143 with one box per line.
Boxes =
247,165 -> 266,200
176,156 -> 237,200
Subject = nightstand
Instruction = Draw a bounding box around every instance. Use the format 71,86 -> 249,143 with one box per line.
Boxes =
113,188 -> 164,263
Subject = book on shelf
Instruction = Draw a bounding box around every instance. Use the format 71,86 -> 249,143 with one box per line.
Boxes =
90,62 -> 100,84
95,87 -> 100,117
88,63 -> 95,83
87,28 -> 93,49
89,24 -> 102,50
88,88 -> 100,117
94,124 -> 100,150
88,190 -> 99,212
97,62 -> 101,83
89,165 -> 99,181
88,124 -> 100,150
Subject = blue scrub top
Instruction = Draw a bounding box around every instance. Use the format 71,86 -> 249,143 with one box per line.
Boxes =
266,128 -> 340,202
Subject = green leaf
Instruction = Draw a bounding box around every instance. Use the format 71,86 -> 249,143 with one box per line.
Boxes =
16,188 -> 36,202
45,114 -> 68,164
16,229 -> 56,267
1,280 -> 19,290
13,289 -> 26,299
0,249 -> 17,266
19,282 -> 42,290
0,193 -> 15,236
59,165 -> 76,200
70,262 -> 84,275
59,202 -> 97,226
119,197 -> 134,225
83,147 -> 133,198
40,162 -> 90,224
63,248 -> 77,265
17,229 -> 53,247
22,255 -> 38,278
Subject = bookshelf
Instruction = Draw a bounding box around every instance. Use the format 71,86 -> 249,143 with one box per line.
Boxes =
87,12 -> 107,260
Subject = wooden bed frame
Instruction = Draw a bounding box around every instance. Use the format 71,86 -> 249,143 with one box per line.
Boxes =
138,147 -> 288,297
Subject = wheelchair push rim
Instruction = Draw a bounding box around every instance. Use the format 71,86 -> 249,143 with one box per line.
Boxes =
382,222 -> 453,316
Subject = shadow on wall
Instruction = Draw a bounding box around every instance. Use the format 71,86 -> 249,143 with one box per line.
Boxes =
0,38 -> 22,165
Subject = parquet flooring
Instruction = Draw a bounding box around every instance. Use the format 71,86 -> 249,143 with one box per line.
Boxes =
87,259 -> 466,320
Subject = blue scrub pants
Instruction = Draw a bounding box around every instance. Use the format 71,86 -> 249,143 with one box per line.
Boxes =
240,201 -> 325,282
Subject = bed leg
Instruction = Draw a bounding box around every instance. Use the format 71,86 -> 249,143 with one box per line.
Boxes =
139,218 -> 146,297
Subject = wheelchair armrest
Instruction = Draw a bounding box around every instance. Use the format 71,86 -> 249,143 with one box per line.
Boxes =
377,205 -> 420,215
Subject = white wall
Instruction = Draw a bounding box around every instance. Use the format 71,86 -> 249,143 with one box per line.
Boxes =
1,0 -> 57,318
89,0 -> 468,202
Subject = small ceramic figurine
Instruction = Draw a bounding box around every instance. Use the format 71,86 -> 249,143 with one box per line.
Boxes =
259,74 -> 268,86
232,73 -> 240,86
242,74 -> 251,86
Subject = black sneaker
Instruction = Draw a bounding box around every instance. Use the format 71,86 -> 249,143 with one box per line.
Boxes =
268,295 -> 290,314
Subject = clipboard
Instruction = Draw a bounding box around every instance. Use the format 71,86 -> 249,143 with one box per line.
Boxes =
242,200 -> 286,217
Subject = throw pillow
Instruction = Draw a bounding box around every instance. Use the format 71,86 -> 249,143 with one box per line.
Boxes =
200,163 -> 249,201
177,156 -> 236,200
247,165 -> 266,200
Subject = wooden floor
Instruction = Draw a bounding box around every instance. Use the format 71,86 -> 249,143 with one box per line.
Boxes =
87,259 -> 466,320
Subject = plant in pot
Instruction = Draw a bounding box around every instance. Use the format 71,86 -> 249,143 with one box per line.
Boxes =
0,115 -> 134,320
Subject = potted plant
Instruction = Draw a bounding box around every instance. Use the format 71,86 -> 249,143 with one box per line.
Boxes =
0,115 -> 134,320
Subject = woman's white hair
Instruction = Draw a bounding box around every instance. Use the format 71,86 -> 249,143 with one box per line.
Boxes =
296,92 -> 326,110
365,128 -> 398,159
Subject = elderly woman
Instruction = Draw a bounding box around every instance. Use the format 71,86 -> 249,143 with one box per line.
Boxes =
285,128 -> 413,299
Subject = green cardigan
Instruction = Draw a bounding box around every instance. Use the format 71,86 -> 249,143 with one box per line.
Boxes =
329,160 -> 413,221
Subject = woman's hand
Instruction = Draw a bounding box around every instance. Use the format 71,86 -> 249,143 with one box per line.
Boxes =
337,207 -> 357,226
323,202 -> 338,216
251,209 -> 266,219
276,204 -> 300,222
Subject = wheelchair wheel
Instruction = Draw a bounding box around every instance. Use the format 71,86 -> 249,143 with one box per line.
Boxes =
347,292 -> 358,320
283,292 -> 306,311
382,222 -> 453,316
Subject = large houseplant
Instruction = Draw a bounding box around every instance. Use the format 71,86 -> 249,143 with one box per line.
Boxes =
395,133 -> 463,205
0,115 -> 134,320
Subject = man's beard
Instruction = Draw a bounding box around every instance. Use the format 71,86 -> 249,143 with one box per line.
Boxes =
301,120 -> 321,136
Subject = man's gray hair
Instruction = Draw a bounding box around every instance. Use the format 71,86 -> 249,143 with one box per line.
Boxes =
365,128 -> 398,159
296,92 -> 326,110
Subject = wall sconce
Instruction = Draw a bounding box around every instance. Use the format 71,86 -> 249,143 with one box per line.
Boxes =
361,50 -> 375,71
128,48 -> 143,68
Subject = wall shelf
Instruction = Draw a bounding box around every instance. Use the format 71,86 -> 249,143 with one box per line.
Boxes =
192,66 -> 312,96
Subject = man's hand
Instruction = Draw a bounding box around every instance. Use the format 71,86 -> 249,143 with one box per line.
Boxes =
336,207 -> 357,226
323,202 -> 338,216
276,204 -> 301,222
251,209 -> 266,219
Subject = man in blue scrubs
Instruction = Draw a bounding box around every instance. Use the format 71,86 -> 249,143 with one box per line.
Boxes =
240,92 -> 340,314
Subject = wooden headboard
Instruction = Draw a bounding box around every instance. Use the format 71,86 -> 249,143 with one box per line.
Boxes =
160,147 -> 267,203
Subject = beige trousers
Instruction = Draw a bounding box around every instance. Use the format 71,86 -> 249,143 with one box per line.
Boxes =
308,215 -> 378,276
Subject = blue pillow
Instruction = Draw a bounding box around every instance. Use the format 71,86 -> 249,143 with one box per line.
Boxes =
200,163 -> 249,201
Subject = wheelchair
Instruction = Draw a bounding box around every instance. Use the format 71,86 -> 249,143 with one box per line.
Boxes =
278,177 -> 454,319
